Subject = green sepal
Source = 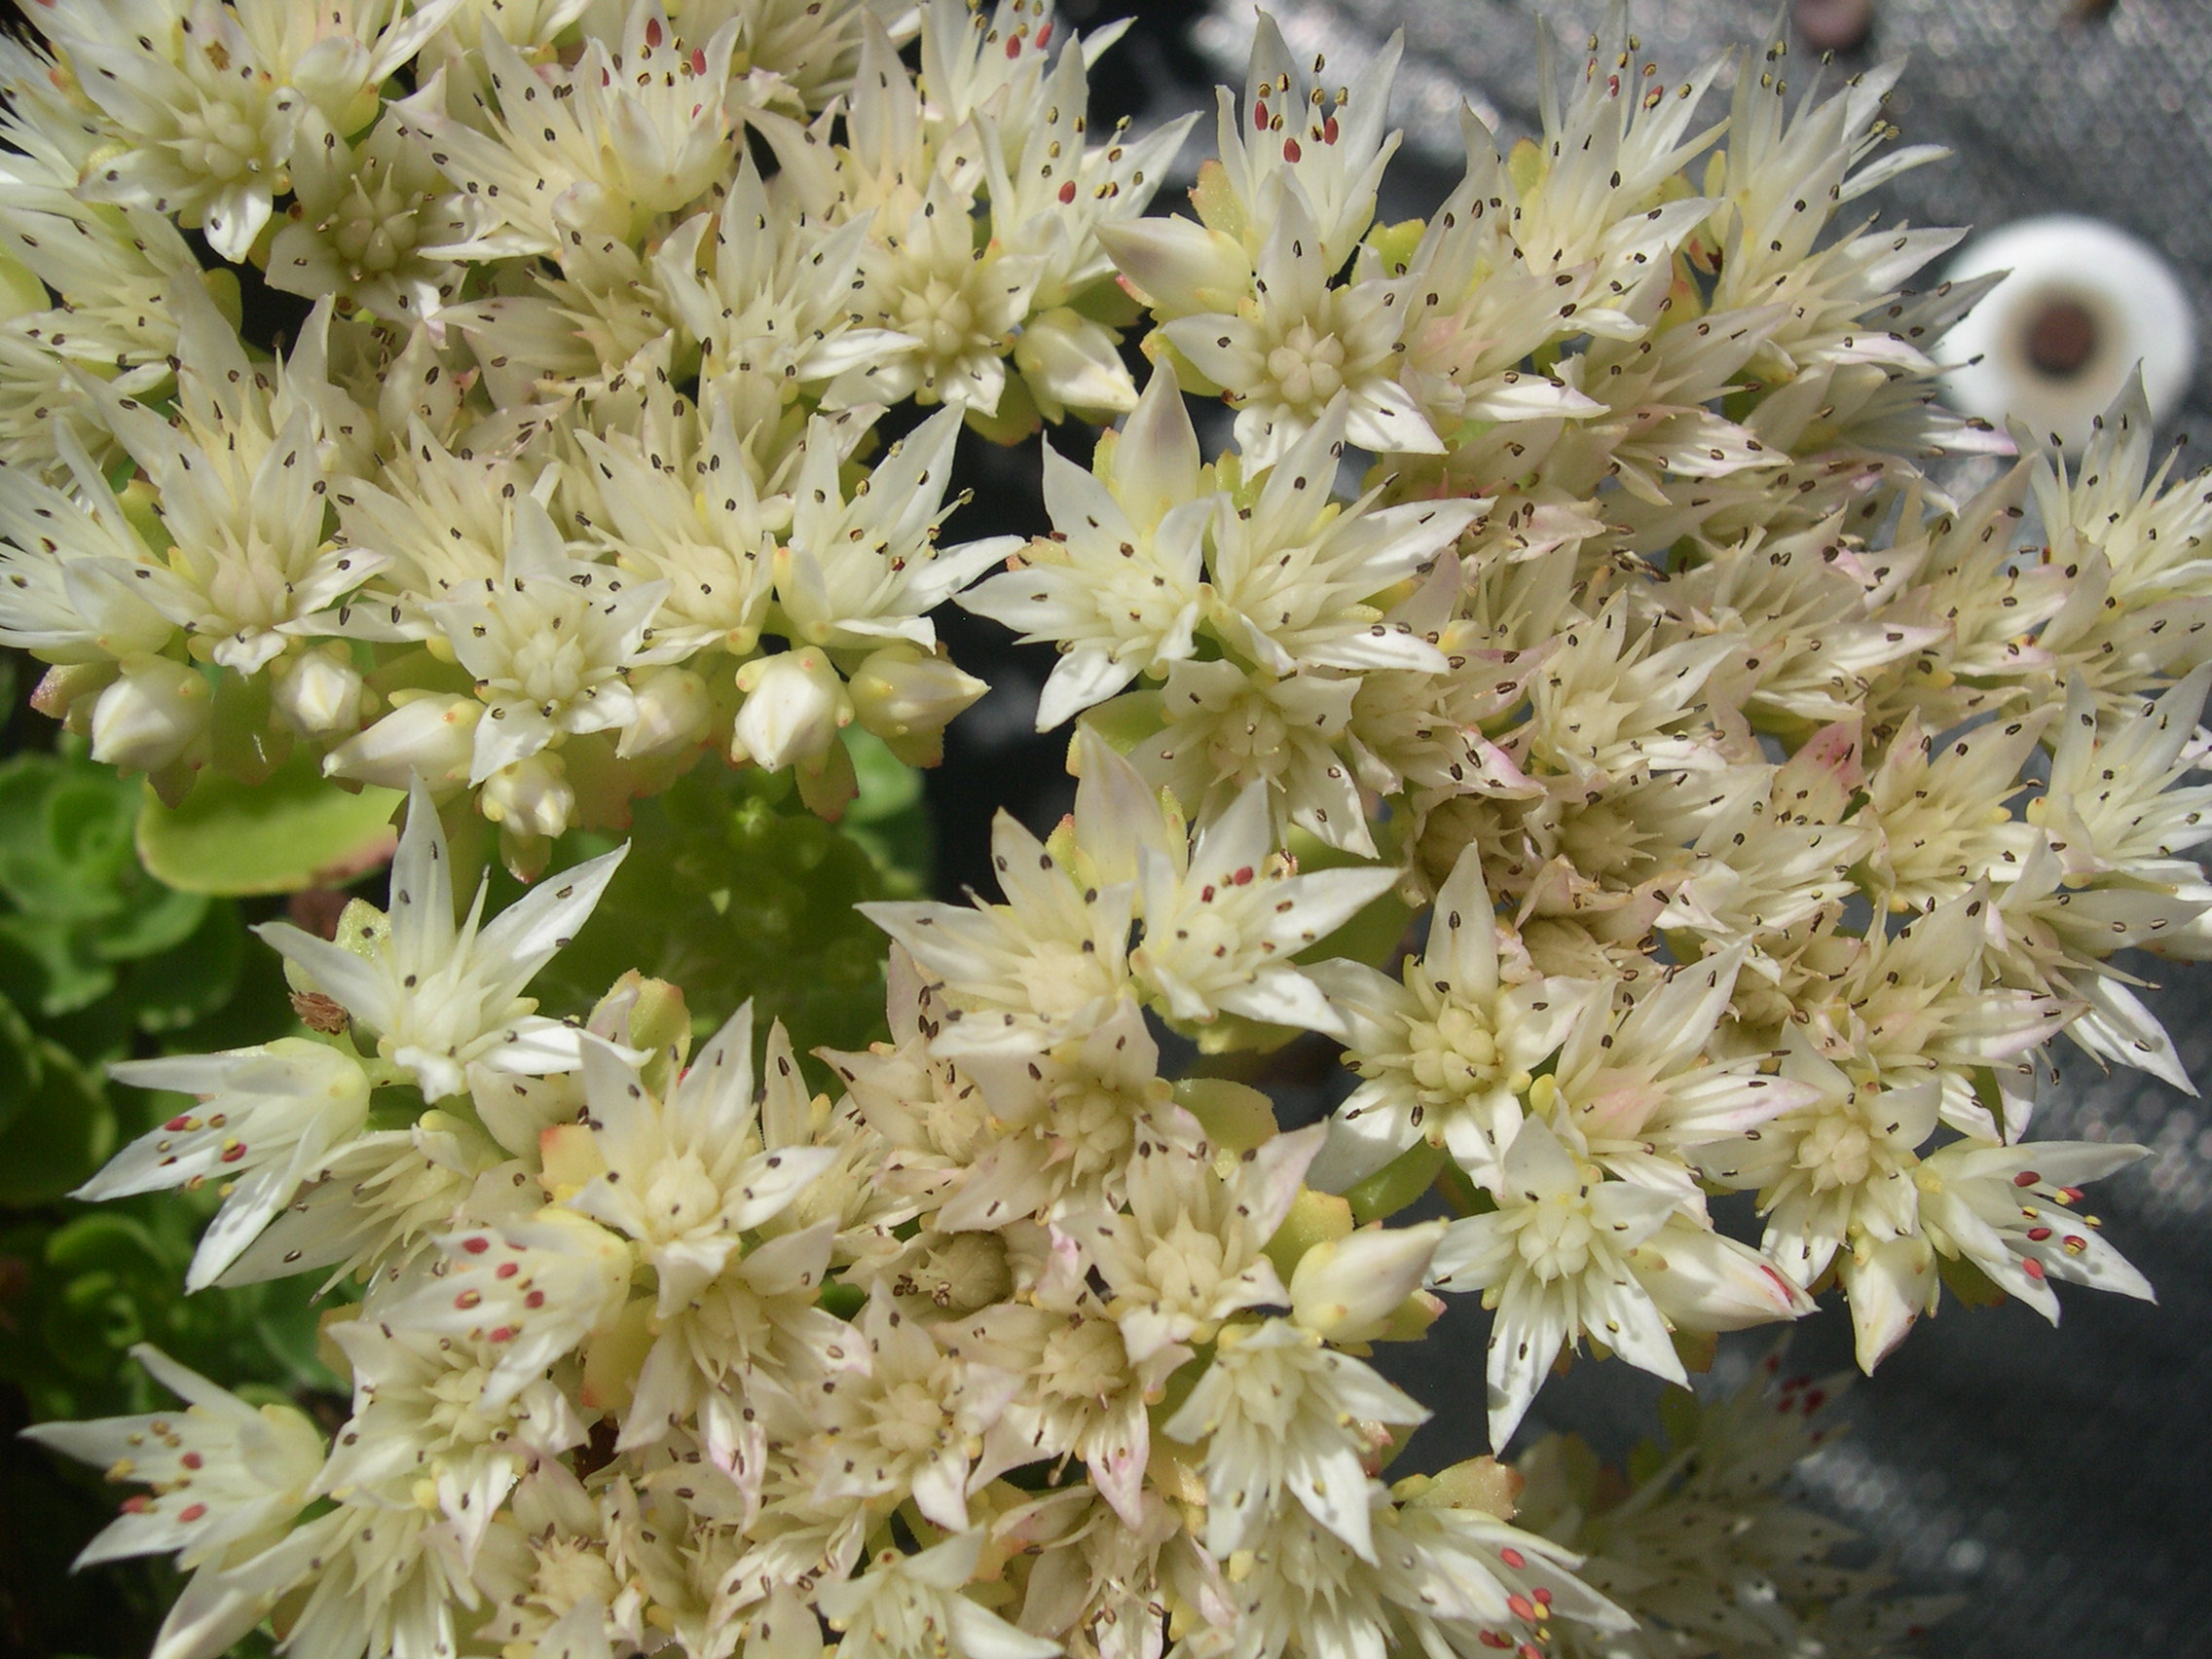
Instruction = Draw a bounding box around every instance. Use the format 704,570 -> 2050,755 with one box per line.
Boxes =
1341,1140 -> 1447,1226
1936,1249 -> 2009,1309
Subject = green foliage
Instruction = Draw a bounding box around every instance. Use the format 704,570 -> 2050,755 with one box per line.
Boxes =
0,676 -> 931,1655
523,733 -> 933,1062
0,695 -> 343,1659
0,743 -> 208,1019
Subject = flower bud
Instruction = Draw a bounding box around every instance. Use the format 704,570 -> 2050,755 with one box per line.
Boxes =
481,751 -> 574,841
847,645 -> 986,754
31,660 -> 120,732
617,665 -> 715,758
1290,1219 -> 1447,1346
89,656 -> 210,774
731,648 -> 849,771
1015,307 -> 1139,422
323,691 -> 480,791
272,645 -> 366,738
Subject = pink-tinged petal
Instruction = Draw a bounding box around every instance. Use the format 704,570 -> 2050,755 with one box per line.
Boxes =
1637,1221 -> 1812,1332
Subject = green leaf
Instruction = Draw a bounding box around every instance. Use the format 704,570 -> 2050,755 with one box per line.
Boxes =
520,763 -> 907,1059
0,747 -> 209,1016
109,896 -> 247,1036
136,747 -> 402,896
0,1036 -> 112,1205
0,988 -> 39,1136
840,729 -> 933,885
0,756 -> 143,924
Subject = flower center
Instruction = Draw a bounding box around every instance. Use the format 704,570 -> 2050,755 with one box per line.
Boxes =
1404,1004 -> 1503,1103
898,275 -> 987,364
873,1381 -> 950,1457
494,611 -> 598,707
1265,320 -> 1347,409
331,179 -> 423,273
1516,1192 -> 1596,1280
171,95 -> 269,183
644,1155 -> 723,1235
1038,1318 -> 1125,1402
1794,1096 -> 1887,1192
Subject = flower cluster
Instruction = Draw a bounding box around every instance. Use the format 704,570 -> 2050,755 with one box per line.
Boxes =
13,2 -> 2207,1658
0,0 -> 1195,871
36,783 -> 1636,1659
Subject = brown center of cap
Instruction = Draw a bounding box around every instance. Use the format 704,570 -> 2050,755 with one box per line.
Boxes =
1792,0 -> 1875,53
2026,300 -> 2099,378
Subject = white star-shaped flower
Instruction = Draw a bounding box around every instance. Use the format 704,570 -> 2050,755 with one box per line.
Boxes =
255,779 -> 626,1100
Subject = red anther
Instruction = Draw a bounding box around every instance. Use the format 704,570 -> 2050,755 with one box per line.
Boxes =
1006,33 -> 1021,56
691,48 -> 707,76
165,1115 -> 195,1132
121,1495 -> 152,1513
645,16 -> 662,47
181,1453 -> 203,1470
1499,1548 -> 1526,1568
497,1262 -> 520,1278
1478,1635 -> 1511,1650
455,1289 -> 483,1309
1036,21 -> 1051,47
1531,1588 -> 1553,1607
1784,1373 -> 1812,1390
1283,136 -> 1302,162
1323,115 -> 1340,144
462,1236 -> 492,1254
2026,1226 -> 2052,1241
1254,99 -> 1270,131
489,1326 -> 516,1343
2064,1235 -> 2088,1252
1233,866 -> 1255,884
1200,885 -> 1216,903
2060,1186 -> 2084,1203
179,1503 -> 206,1523
1506,1595 -> 1537,1623
1607,74 -> 1620,95
526,1290 -> 546,1308
1058,180 -> 1078,203
2023,1257 -> 2046,1280
1520,1644 -> 1543,1659
218,1142 -> 246,1163
2013,1170 -> 2041,1188
1802,1388 -> 1826,1412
